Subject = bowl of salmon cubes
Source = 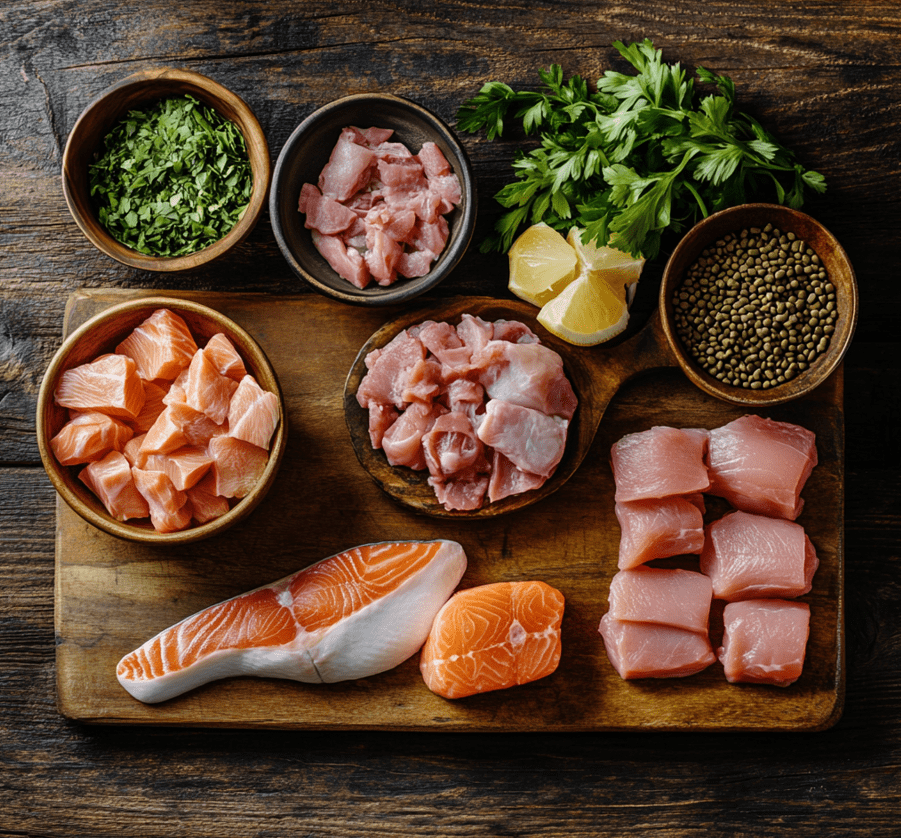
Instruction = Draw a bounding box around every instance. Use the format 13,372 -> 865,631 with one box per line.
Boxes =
36,298 -> 286,544
269,93 -> 476,305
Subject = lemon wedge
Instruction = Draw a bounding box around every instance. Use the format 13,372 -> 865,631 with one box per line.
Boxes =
508,223 -> 578,307
565,227 -> 645,305
537,270 -> 631,346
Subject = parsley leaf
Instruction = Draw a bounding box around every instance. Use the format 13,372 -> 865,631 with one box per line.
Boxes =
457,39 -> 826,259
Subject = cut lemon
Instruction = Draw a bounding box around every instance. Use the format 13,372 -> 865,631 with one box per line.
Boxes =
537,270 -> 630,346
508,223 -> 578,307
565,227 -> 645,305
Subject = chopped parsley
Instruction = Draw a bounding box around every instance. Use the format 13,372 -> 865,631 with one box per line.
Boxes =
457,39 -> 827,259
89,95 -> 253,257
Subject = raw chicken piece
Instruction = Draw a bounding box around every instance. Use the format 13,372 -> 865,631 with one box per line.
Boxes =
79,450 -> 150,522
610,426 -> 710,502
311,231 -> 370,289
706,414 -> 818,521
428,466 -> 490,512
599,614 -> 716,680
718,599 -> 810,686
367,402 -> 399,449
318,134 -> 375,201
700,510 -> 819,601
381,402 -> 446,471
474,340 -> 578,420
301,186 -> 358,235
421,411 -> 485,480
606,567 -> 713,634
615,496 -> 705,569
476,399 -> 567,479
487,450 -> 546,504
356,330 -> 426,409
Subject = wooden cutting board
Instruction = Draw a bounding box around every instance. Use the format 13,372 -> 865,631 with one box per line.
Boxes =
54,288 -> 844,730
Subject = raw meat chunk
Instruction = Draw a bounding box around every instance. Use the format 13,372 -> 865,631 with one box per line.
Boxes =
718,599 -> 810,686
355,330 -> 426,409
115,308 -> 198,382
132,467 -> 192,533
54,353 -> 145,420
79,451 -> 149,522
615,496 -> 705,569
318,135 -> 375,202
599,614 -> 715,680
610,426 -> 710,502
381,402 -> 446,471
50,411 -> 133,466
421,411 -> 485,480
700,510 -> 819,601
707,414 -> 817,520
228,374 -> 280,451
607,567 -> 713,634
476,399 -> 567,479
487,450 -> 545,504
207,436 -> 269,500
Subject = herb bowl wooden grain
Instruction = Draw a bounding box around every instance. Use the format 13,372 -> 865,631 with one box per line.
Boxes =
36,297 -> 287,545
62,68 -> 270,272
269,93 -> 476,306
660,204 -> 858,407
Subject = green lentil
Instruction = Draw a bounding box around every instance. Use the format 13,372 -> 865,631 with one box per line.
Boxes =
672,224 -> 836,389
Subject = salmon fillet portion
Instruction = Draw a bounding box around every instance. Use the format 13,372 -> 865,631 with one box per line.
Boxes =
116,540 -> 468,703
54,354 -> 145,421
420,580 -> 564,699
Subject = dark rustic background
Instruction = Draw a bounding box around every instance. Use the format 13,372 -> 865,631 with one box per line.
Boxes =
1,1 -> 899,835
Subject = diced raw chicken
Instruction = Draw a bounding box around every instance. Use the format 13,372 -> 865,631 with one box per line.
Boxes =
615,496 -> 705,569
115,308 -> 198,382
368,402 -> 399,449
442,378 -> 485,428
203,333 -> 247,382
207,436 -> 269,499
610,426 -> 710,502
700,510 -> 819,601
606,567 -> 713,634
409,216 -> 449,255
311,231 -> 370,289
364,205 -> 417,242
130,380 -> 168,433
381,402 -> 446,471
131,467 -> 192,533
400,357 -> 443,404
718,599 -> 810,686
376,155 -> 426,188
318,135 -> 375,202
428,466 -> 490,512
476,399 -> 567,479
50,411 -> 133,466
364,227 -> 403,285
415,321 -> 472,374
474,340 -> 578,420
54,353 -> 145,420
79,451 -> 150,521
706,414 -> 818,521
228,374 -> 280,451
356,330 -> 426,409
455,313 -> 494,355
421,411 -> 485,480
186,472 -> 231,525
302,186 -> 358,235
492,319 -> 540,344
599,614 -> 716,680
396,249 -> 437,279
416,141 -> 451,178
487,450 -> 545,504
184,347 -> 238,425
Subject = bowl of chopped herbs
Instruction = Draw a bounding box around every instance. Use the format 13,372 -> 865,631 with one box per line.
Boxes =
62,68 -> 270,271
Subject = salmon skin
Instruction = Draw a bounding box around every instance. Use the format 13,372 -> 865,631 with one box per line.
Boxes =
117,539 -> 467,703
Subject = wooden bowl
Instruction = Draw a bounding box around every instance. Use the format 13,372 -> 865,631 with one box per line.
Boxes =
660,204 -> 858,407
269,93 -> 476,306
36,298 -> 287,544
62,68 -> 270,272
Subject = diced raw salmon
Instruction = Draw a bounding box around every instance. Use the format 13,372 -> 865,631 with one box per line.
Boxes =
606,567 -> 713,634
50,411 -> 134,466
207,436 -> 268,499
615,496 -> 706,569
599,614 -> 716,680
116,308 -> 198,381
131,467 -> 192,533
162,369 -> 189,406
367,402 -> 399,449
155,445 -> 213,491
184,347 -> 238,425
420,580 -> 565,699
79,450 -> 150,521
141,406 -> 189,455
203,333 -> 247,381
718,599 -> 811,687
228,374 -> 280,451
117,540 -> 467,702
186,472 -> 231,524
54,353 -> 145,420
130,380 -> 169,433
122,433 -> 149,468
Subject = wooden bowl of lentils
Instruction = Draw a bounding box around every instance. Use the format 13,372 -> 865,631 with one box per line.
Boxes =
660,203 -> 858,407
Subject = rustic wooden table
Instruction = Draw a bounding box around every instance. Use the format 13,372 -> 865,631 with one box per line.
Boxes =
1,2 -> 898,835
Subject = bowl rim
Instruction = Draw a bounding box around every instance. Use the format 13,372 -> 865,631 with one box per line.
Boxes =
659,202 -> 859,407
36,296 -> 287,544
269,92 -> 477,306
61,67 -> 271,273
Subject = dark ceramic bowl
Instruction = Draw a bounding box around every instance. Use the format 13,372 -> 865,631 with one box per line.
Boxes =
62,68 -> 270,272
269,93 -> 476,306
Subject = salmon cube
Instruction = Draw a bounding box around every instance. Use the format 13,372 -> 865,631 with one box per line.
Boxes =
123,433 -> 150,468
185,347 -> 238,425
718,599 -> 810,687
50,411 -> 134,466
54,354 -> 145,420
158,445 -> 213,491
132,467 -> 192,533
116,309 -> 198,381
204,333 -> 247,382
162,369 -> 189,406
207,436 -> 268,499
228,375 -> 280,451
130,380 -> 169,433
141,406 -> 189,455
186,472 -> 231,524
79,451 -> 150,521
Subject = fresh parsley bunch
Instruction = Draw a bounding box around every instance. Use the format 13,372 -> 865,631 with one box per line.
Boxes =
457,39 -> 826,259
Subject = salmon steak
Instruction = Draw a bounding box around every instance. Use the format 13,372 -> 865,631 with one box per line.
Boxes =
419,580 -> 565,699
117,539 -> 467,703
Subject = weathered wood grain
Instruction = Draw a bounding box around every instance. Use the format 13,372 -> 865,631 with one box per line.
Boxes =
1,0 -> 900,834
